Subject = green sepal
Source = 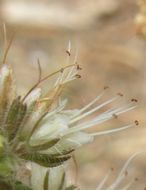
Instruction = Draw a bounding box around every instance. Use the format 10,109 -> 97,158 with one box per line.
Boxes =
43,171 -> 49,190
47,148 -> 74,157
0,155 -> 14,178
0,66 -> 13,128
5,96 -> 27,140
21,152 -> 71,167
0,134 -> 5,153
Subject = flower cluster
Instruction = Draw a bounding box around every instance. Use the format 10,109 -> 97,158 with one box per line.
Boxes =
0,56 -> 137,190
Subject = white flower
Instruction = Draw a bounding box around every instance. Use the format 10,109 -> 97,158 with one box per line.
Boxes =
29,93 -> 136,156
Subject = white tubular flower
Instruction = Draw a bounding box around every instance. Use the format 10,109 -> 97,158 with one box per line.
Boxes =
31,164 -> 78,190
29,93 -> 136,156
31,163 -> 48,190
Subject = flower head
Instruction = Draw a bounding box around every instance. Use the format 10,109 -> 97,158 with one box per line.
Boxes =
0,49 -> 137,189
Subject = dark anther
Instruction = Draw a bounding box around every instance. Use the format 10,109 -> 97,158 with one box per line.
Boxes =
117,92 -> 124,97
134,177 -> 139,181
75,74 -> 81,79
66,50 -> 71,56
131,98 -> 138,102
125,170 -> 128,176
104,86 -> 109,90
135,120 -> 139,126
110,167 -> 114,171
77,65 -> 82,70
60,68 -> 64,73
113,114 -> 118,119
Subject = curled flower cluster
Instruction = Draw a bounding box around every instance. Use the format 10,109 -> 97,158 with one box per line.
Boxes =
0,39 -> 138,189
0,61 -> 137,190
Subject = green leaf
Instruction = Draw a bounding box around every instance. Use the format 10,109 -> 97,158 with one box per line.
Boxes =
21,152 -> 71,167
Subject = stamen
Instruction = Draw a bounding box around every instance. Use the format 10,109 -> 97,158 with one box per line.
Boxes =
131,98 -> 138,102
107,151 -> 142,190
70,92 -> 105,119
22,63 -> 76,102
90,124 -> 134,137
68,103 -> 136,133
134,120 -> 139,126
113,114 -> 118,119
66,40 -> 71,57
66,50 -> 71,56
117,92 -> 124,97
70,96 -> 119,125
120,182 -> 133,190
104,86 -> 109,90
75,74 -> 81,79
96,170 -> 111,190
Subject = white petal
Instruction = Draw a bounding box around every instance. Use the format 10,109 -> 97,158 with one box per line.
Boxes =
41,132 -> 93,155
48,166 -> 65,190
31,114 -> 69,144
31,163 -> 48,190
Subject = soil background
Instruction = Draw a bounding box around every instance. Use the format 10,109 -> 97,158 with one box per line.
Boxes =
0,0 -> 146,189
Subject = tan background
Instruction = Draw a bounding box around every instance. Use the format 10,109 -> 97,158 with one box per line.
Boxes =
0,0 -> 146,189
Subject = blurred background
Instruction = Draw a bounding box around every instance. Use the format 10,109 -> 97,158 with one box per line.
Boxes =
0,0 -> 146,189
